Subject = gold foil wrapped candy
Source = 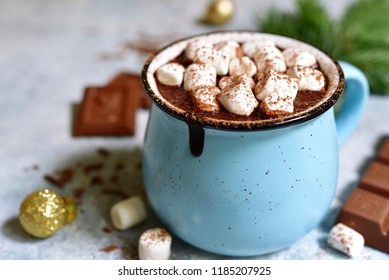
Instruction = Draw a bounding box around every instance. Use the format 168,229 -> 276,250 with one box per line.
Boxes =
19,189 -> 77,238
202,0 -> 234,25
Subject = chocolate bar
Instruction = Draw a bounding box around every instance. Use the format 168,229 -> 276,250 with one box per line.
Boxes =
74,86 -> 137,136
336,137 -> 389,252
74,73 -> 151,137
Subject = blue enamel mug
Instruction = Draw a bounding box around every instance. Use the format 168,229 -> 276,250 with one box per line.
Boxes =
141,31 -> 369,256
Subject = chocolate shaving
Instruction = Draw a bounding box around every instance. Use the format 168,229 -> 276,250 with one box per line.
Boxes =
101,188 -> 129,199
102,226 -> 113,233
83,162 -> 104,173
99,244 -> 118,252
90,175 -> 104,186
44,168 -> 73,188
74,188 -> 85,198
115,162 -> 125,171
97,148 -> 111,157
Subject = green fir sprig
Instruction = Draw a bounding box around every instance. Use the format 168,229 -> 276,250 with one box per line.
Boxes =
257,0 -> 389,94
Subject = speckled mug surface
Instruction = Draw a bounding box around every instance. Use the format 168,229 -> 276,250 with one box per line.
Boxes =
141,31 -> 369,256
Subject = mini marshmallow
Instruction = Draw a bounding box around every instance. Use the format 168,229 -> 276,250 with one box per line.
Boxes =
254,69 -> 298,101
217,78 -> 258,116
241,40 -> 276,58
185,39 -> 213,60
287,65 -> 325,91
214,40 -> 241,59
194,47 -> 230,75
219,74 -> 255,91
229,56 -> 257,77
261,91 -> 294,117
138,228 -> 172,260
282,48 -> 317,67
156,63 -> 185,86
184,63 -> 217,91
328,223 -> 364,257
191,86 -> 220,112
254,46 -> 286,73
110,196 -> 147,230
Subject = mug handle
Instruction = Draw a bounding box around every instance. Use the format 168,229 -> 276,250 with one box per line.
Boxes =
335,61 -> 369,146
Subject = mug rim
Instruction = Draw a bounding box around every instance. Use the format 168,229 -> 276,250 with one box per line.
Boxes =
141,30 -> 345,131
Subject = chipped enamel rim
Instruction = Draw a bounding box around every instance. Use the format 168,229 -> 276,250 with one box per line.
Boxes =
141,31 -> 345,130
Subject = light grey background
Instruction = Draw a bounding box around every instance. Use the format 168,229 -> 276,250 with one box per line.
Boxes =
0,0 -> 388,259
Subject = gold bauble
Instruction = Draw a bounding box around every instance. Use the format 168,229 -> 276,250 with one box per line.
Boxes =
19,189 -> 77,238
202,0 -> 234,25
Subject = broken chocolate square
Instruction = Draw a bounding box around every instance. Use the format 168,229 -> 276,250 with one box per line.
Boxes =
360,161 -> 389,198
107,72 -> 151,109
336,188 -> 389,252
74,86 -> 137,136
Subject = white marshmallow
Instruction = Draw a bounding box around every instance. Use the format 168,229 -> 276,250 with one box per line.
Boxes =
241,40 -> 276,58
217,78 -> 258,116
214,40 -> 241,59
282,48 -> 317,67
254,69 -> 298,101
229,56 -> 257,77
219,74 -> 255,91
110,196 -> 147,230
328,223 -> 364,257
156,63 -> 185,86
184,63 -> 217,91
194,47 -> 230,75
260,91 -> 294,117
191,86 -> 220,112
185,39 -> 213,61
254,46 -> 286,73
138,228 -> 172,260
287,65 -> 325,91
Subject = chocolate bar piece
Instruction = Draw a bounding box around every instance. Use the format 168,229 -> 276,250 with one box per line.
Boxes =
360,161 -> 389,198
336,188 -> 389,252
378,138 -> 389,165
74,86 -> 137,136
336,137 -> 389,252
107,72 -> 151,109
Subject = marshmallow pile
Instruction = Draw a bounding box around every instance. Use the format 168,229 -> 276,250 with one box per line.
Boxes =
156,38 -> 326,117
110,196 -> 172,260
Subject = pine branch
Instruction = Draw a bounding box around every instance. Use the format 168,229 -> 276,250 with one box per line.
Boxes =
257,0 -> 389,94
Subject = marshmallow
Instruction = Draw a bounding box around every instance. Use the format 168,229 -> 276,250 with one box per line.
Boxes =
282,48 -> 317,67
286,65 -> 325,91
110,196 -> 147,230
217,78 -> 258,116
328,223 -> 364,257
241,40 -> 276,58
219,74 -> 255,91
185,39 -> 213,61
194,47 -> 230,75
214,40 -> 241,59
156,63 -> 185,86
138,228 -> 172,260
254,46 -> 286,73
191,86 -> 220,112
254,69 -> 298,101
229,56 -> 257,77
260,91 -> 294,117
184,63 -> 217,91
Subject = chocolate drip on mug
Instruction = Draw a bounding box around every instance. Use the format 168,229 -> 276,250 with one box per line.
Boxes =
187,123 -> 205,157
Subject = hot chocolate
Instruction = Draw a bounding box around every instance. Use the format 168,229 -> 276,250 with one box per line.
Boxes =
153,36 -> 328,125
142,32 -> 343,130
